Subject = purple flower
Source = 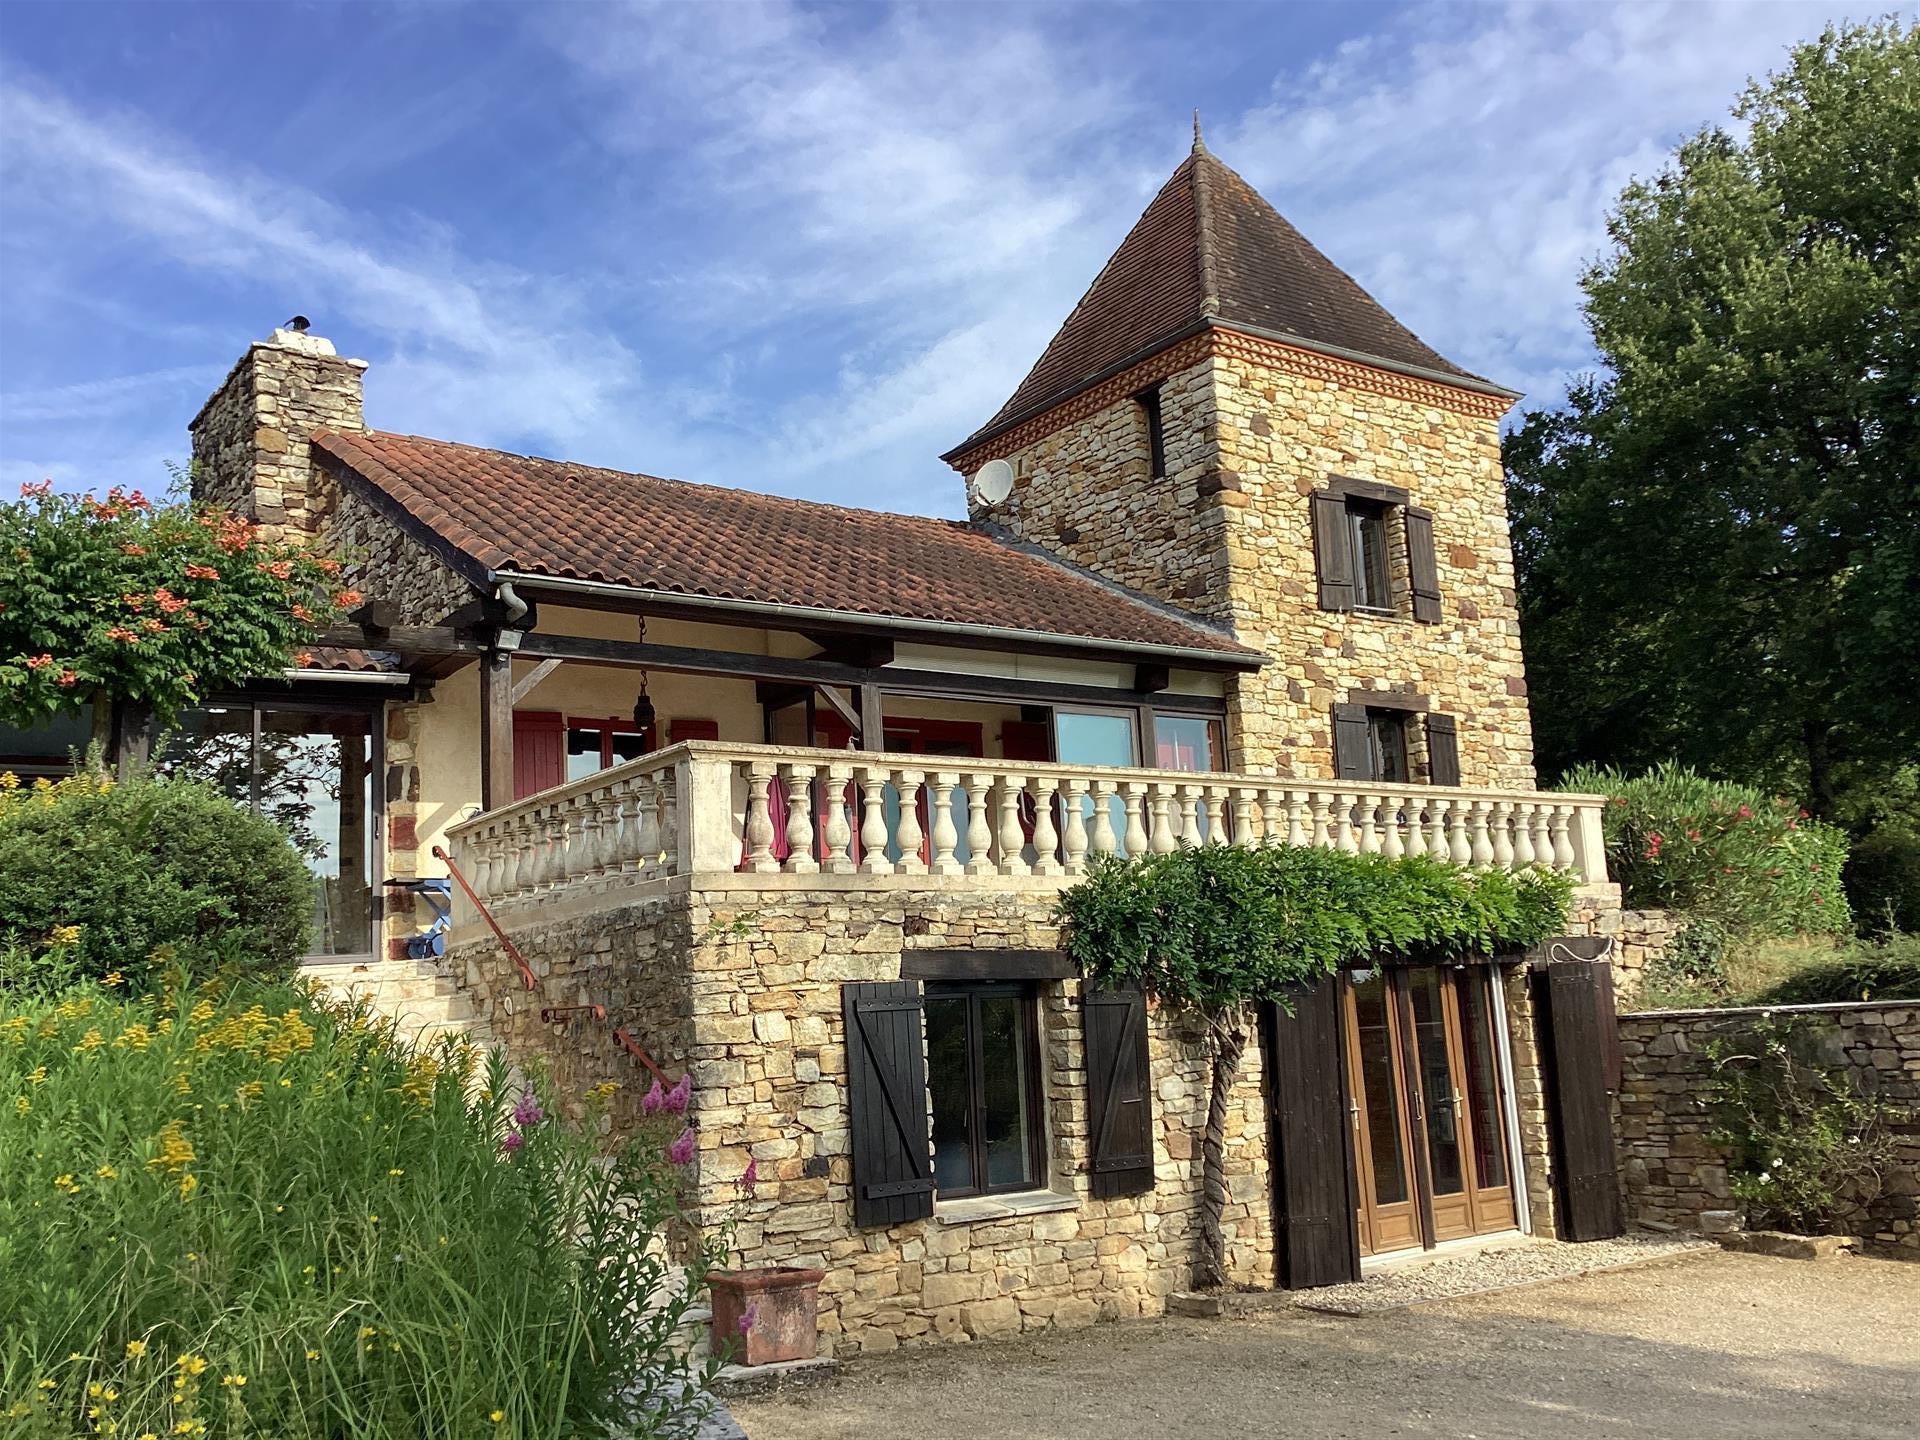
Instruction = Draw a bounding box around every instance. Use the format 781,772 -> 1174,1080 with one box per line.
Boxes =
737,1302 -> 758,1335
641,1077 -> 666,1115
663,1074 -> 691,1115
500,1128 -> 524,1156
738,1157 -> 758,1197
668,1126 -> 696,1166
512,1091 -> 546,1129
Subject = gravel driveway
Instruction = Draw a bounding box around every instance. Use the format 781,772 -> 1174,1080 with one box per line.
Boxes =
732,1250 -> 1919,1439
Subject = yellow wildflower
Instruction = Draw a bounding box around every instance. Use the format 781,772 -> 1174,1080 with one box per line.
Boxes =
148,1120 -> 194,1171
387,1167 -> 404,1177
37,1378 -> 55,1391
14,1096 -> 28,1117
53,1173 -> 79,1194
124,1340 -> 147,1359
175,1355 -> 208,1377
219,1374 -> 245,1388
358,1326 -> 377,1339
178,1173 -> 197,1199
73,1027 -> 104,1054
491,1410 -> 505,1424
102,969 -> 124,987
96,1164 -> 118,1181
304,1349 -> 319,1361
50,924 -> 83,948
27,1065 -> 47,1085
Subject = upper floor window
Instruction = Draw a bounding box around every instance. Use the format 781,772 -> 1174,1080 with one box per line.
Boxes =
1312,476 -> 1442,623
1137,386 -> 1167,480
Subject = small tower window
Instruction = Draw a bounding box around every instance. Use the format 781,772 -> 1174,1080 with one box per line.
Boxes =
1137,386 -> 1167,479
1345,500 -> 1394,613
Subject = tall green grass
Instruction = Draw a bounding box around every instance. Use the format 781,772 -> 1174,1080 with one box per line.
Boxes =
1,975 -> 722,1438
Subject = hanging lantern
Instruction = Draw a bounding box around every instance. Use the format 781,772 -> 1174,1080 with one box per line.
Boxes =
631,616 -> 656,738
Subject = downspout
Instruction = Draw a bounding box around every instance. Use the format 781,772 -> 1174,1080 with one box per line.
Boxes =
494,581 -> 530,626
1490,970 -> 1533,1236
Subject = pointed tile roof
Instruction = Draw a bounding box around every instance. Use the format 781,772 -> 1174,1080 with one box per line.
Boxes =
951,139 -> 1504,455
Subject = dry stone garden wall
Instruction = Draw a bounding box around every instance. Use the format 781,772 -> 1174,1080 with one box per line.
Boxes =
1615,1002 -> 1920,1252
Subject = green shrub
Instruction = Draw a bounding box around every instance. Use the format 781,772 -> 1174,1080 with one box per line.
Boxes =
1059,843 -> 1574,1006
1560,763 -> 1851,936
1838,764 -> 1920,935
0,977 -> 722,1437
1706,1018 -> 1901,1234
0,771 -> 313,990
1639,918 -> 1734,1009
1746,933 -> 1920,1005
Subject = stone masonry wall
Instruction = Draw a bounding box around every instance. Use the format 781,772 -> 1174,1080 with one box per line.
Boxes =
962,330 -> 1533,787
1616,1003 -> 1920,1251
189,337 -> 366,543
312,457 -> 478,627
448,884 -> 1275,1355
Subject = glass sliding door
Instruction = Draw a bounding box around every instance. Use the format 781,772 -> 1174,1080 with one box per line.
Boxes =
1053,709 -> 1138,853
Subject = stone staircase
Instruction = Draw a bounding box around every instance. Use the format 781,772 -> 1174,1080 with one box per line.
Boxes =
298,955 -> 489,1050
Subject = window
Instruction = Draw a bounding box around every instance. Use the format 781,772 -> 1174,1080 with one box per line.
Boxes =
1364,709 -> 1409,783
1154,713 -> 1224,773
926,983 -> 1046,1198
564,717 -> 651,783
1137,386 -> 1167,480
1345,500 -> 1394,613
161,699 -> 380,959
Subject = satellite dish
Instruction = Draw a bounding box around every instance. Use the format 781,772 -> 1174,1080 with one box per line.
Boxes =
970,458 -> 1014,506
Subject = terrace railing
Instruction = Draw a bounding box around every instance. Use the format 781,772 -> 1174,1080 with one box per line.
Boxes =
443,741 -> 1611,930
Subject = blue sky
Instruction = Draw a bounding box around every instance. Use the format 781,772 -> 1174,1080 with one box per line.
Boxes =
0,0 -> 1894,517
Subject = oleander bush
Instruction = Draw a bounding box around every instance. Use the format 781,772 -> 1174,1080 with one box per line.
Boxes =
1562,763 -> 1852,937
0,975 -> 722,1438
0,771 -> 313,993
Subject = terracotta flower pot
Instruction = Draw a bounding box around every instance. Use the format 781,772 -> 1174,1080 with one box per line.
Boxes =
709,1266 -> 826,1366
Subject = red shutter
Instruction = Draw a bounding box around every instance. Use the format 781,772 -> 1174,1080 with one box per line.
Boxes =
670,717 -> 720,743
512,712 -> 565,800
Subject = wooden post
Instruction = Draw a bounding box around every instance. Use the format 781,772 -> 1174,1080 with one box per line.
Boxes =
856,684 -> 885,751
110,699 -> 152,780
479,649 -> 514,811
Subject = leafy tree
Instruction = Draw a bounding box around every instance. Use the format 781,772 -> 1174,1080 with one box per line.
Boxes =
1507,22 -> 1918,839
0,481 -> 356,739
1058,845 -> 1570,1290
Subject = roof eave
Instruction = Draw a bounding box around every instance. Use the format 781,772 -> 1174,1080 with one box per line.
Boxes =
489,569 -> 1267,672
945,319 -> 1520,466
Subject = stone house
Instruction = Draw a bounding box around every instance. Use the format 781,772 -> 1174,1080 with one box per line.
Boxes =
166,133 -> 1634,1350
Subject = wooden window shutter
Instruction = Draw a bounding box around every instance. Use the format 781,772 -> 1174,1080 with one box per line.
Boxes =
1265,974 -> 1361,1288
670,717 -> 720,743
1404,507 -> 1443,623
1426,713 -> 1461,787
842,981 -> 935,1227
511,711 -> 565,800
1310,491 -> 1354,612
1083,986 -> 1154,1198
1331,704 -> 1371,781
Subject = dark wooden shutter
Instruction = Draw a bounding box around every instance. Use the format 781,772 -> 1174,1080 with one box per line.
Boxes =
1426,713 -> 1461,787
1311,491 -> 1354,611
842,981 -> 935,1227
669,717 -> 720,743
1265,975 -> 1361,1288
1405,506 -> 1442,623
1084,987 -> 1154,1198
1331,704 -> 1371,781
1533,958 -> 1625,1242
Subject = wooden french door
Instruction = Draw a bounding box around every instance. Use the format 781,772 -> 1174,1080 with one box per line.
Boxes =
1345,966 -> 1517,1256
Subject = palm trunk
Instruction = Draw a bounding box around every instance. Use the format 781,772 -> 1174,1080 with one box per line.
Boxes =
1195,1012 -> 1247,1291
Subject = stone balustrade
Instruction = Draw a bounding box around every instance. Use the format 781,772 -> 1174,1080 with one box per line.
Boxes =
444,740 -> 1610,929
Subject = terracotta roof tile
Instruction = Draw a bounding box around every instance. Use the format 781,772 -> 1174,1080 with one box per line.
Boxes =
313,430 -> 1260,664
956,145 -> 1494,452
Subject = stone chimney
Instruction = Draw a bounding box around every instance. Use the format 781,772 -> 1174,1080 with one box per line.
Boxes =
189,319 -> 366,541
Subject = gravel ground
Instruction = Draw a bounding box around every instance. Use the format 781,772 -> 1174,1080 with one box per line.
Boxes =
1295,1231 -> 1713,1314
732,1249 -> 1920,1439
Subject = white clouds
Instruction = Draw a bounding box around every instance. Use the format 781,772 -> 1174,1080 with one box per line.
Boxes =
1221,0 -> 1868,408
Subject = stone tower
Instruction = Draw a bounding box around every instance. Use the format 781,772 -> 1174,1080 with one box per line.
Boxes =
945,133 -> 1535,788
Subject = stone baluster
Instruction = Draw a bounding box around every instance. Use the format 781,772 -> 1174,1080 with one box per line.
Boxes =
1510,802 -> 1537,867
615,786 -> 642,876
1529,804 -> 1555,870
1425,796 -> 1450,862
927,771 -> 962,875
501,816 -> 528,900
1061,779 -> 1091,873
1404,797 -> 1427,858
993,774 -> 1027,876
1089,780 -> 1120,857
1380,797 -> 1405,859
1284,790 -> 1308,847
1261,786 -> 1288,844
1443,798 -> 1470,865
857,766 -> 894,876
633,774 -> 662,876
1029,776 -> 1062,876
894,768 -> 927,875
783,763 -> 820,875
1469,801 -> 1496,868
1148,782 -> 1178,853
1202,785 -> 1228,845
1549,803 -> 1576,871
963,773 -> 996,877
655,768 -> 679,876
1353,794 -> 1378,854
1229,787 -> 1256,847
1310,791 -> 1334,848
822,762 -> 856,875
744,762 -> 780,873
1490,801 -> 1515,870
1121,782 -> 1149,857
